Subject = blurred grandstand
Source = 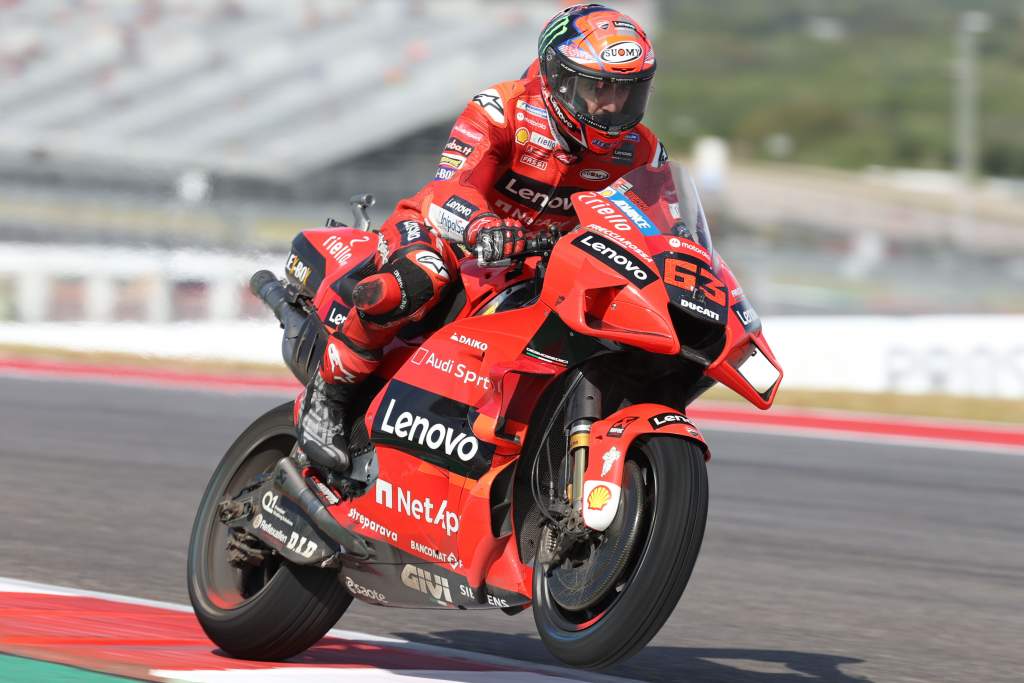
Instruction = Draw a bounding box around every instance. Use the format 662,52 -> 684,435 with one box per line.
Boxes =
0,1 -> 572,223
0,0 -> 1022,326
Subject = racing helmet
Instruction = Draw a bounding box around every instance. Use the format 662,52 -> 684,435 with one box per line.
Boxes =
537,4 -> 656,154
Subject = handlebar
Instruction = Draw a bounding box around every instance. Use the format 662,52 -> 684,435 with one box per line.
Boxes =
474,228 -> 560,268
523,230 -> 559,254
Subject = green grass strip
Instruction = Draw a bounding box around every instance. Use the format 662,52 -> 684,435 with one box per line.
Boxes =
0,654 -> 142,682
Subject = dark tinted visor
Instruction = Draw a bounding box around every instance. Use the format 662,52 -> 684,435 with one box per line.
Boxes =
543,54 -> 652,132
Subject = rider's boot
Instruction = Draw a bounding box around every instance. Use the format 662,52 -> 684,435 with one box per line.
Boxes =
296,272 -> 400,478
297,336 -> 380,479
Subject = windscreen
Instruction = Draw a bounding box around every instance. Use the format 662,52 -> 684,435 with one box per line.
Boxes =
601,162 -> 714,259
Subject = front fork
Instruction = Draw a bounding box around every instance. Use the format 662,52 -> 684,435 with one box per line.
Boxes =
539,371 -> 602,569
567,371 -> 601,513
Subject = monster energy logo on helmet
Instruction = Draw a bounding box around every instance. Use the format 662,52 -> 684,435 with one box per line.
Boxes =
538,9 -> 572,54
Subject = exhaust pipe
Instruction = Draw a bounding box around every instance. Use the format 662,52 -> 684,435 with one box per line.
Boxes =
249,270 -> 325,385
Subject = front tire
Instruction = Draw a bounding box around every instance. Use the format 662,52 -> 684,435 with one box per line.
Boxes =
533,436 -> 708,669
187,402 -> 352,660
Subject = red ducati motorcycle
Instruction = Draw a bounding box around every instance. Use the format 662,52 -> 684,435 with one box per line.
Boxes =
187,163 -> 782,669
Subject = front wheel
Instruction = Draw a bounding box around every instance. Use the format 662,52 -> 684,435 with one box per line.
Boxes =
532,436 -> 708,669
187,402 -> 352,660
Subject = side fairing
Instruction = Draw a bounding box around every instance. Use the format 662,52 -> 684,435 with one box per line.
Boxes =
540,197 -> 678,354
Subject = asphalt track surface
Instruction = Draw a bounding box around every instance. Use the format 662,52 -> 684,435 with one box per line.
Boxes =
1,374 -> 1021,683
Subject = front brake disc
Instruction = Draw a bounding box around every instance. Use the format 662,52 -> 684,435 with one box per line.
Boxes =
546,460 -> 646,612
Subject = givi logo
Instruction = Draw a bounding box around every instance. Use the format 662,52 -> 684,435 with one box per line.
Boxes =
401,564 -> 452,603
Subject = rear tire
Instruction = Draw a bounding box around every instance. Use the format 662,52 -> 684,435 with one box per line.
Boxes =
187,402 -> 352,660
533,436 -> 708,669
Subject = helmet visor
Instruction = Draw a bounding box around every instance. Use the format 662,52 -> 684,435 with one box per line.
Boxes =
544,57 -> 652,132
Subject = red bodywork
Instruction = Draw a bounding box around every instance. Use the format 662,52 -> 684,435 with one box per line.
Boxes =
280,170 -> 782,610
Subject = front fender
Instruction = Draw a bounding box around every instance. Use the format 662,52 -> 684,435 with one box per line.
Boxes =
581,403 -> 710,532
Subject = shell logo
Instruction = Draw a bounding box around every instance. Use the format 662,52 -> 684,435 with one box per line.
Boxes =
515,127 -> 529,144
587,484 -> 612,511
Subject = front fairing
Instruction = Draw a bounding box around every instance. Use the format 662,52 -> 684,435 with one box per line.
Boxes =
542,162 -> 782,407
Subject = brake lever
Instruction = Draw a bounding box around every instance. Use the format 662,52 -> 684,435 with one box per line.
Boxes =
476,258 -> 514,269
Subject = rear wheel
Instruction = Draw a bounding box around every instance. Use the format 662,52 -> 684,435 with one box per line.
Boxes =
187,402 -> 352,660
532,436 -> 708,669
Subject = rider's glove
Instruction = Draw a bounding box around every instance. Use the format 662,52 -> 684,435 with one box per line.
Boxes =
466,214 -> 526,264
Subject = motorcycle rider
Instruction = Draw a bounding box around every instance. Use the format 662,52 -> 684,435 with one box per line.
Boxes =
298,3 -> 671,477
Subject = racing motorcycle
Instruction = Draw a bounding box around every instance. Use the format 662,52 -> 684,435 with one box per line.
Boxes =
187,162 -> 782,669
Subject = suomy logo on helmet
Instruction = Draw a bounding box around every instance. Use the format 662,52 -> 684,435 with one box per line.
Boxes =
600,41 -> 643,64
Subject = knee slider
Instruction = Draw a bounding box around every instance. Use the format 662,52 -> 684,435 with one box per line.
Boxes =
352,273 -> 402,315
356,255 -> 437,326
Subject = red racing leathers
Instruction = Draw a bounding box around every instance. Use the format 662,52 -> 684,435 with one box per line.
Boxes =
320,61 -> 671,385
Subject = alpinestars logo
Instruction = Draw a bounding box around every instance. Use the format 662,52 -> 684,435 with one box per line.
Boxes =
472,89 -> 504,125
414,252 -> 449,281
401,564 -> 452,603
327,344 -> 358,383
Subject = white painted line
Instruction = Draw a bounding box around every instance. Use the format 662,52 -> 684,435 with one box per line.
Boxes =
152,669 -> 584,682
699,420 -> 1024,456
0,576 -> 641,683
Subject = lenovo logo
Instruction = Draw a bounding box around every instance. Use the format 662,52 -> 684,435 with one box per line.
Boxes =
571,233 -> 656,287
496,171 -> 579,215
378,398 -> 479,462
370,380 -> 495,479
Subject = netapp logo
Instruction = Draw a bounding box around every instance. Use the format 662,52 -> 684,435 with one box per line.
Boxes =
679,297 -> 721,321
375,478 -> 459,536
571,232 -> 656,287
496,171 -> 579,215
